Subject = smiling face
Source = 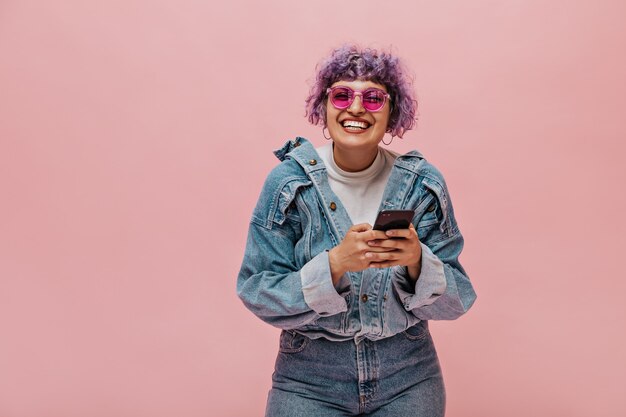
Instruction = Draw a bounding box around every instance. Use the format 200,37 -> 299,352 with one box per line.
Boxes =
325,79 -> 391,158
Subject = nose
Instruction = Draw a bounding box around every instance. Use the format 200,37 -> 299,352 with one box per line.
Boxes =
347,93 -> 366,115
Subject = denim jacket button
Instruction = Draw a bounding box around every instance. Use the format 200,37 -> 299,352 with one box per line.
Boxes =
427,203 -> 436,212
329,202 -> 337,211
309,159 -> 317,166
361,294 -> 368,303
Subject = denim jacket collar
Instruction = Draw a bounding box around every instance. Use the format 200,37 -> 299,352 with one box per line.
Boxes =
274,137 -> 425,174
273,137 -> 455,237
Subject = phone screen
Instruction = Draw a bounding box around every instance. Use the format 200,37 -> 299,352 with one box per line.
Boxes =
373,210 -> 415,232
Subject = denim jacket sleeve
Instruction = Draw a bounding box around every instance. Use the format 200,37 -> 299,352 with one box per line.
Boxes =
391,172 -> 477,320
237,164 -> 348,330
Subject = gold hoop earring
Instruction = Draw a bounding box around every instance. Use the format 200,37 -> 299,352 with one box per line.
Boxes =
323,127 -> 332,141
382,135 -> 393,146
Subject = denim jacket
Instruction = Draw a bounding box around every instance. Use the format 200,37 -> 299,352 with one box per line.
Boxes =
237,137 -> 477,342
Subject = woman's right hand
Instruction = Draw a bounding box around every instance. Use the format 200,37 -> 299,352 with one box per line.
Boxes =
328,223 -> 391,285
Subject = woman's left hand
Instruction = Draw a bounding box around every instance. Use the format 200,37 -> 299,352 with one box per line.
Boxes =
365,224 -> 422,281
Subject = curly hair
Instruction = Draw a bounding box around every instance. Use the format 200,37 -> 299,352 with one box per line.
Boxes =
305,44 -> 417,138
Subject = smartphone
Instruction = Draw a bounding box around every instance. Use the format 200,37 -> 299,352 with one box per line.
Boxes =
372,209 -> 415,232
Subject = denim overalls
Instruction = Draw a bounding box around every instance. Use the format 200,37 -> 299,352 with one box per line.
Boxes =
238,138 -> 476,415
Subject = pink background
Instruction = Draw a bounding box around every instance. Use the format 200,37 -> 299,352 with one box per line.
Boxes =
1,1 -> 625,416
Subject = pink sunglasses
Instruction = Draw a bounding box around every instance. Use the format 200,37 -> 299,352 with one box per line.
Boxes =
326,86 -> 391,112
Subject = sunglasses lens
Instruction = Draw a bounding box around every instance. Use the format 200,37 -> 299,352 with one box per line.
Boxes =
329,87 -> 387,111
362,89 -> 386,111
330,88 -> 352,108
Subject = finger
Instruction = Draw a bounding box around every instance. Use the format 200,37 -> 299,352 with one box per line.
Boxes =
363,245 -> 396,253
350,223 -> 372,233
369,260 -> 400,269
410,224 -> 421,240
385,226 -> 417,239
367,239 -> 399,249
365,251 -> 398,262
362,229 -> 389,241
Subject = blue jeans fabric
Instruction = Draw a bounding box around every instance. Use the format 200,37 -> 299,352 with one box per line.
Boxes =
266,321 -> 445,416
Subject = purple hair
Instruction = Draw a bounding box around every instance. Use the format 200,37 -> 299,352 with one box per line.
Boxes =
305,44 -> 417,138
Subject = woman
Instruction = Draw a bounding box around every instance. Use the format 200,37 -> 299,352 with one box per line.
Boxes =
237,45 -> 477,416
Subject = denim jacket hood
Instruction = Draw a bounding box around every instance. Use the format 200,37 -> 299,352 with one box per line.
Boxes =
237,137 -> 477,342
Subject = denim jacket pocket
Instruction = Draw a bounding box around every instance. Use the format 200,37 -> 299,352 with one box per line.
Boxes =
279,330 -> 311,353
419,176 -> 458,243
272,179 -> 312,226
402,321 -> 430,341
415,192 -> 440,234
250,176 -> 312,230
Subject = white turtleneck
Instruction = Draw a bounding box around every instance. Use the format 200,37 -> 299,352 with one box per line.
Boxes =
316,143 -> 399,225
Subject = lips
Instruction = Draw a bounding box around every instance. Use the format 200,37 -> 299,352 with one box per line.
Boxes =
341,119 -> 371,132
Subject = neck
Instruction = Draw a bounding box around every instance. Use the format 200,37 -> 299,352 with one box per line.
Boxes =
332,143 -> 378,172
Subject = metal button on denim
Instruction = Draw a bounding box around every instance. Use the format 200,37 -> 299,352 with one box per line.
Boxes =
309,159 -> 317,165
330,202 -> 337,211
427,204 -> 436,212
361,294 -> 368,302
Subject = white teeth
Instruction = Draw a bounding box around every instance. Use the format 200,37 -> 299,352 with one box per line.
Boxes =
342,120 -> 369,129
